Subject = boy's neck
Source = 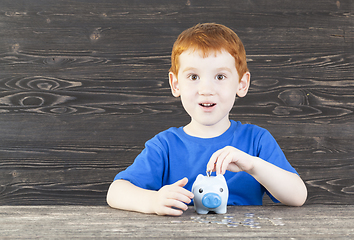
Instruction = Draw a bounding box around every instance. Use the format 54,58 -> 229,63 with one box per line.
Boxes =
183,119 -> 231,138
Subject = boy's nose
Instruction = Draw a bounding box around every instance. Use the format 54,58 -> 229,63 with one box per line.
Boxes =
198,79 -> 215,95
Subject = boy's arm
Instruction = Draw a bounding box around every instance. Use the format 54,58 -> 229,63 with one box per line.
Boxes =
246,157 -> 307,206
106,178 -> 194,216
207,146 -> 307,206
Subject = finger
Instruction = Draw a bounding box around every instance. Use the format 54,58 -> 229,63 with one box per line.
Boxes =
161,198 -> 188,214
171,178 -> 194,199
166,209 -> 184,216
172,177 -> 188,187
180,189 -> 194,200
215,149 -> 231,175
207,149 -> 223,172
168,199 -> 189,211
157,206 -> 184,216
174,185 -> 194,200
219,153 -> 235,175
172,190 -> 193,204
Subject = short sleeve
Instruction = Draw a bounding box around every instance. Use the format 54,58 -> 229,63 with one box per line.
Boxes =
113,137 -> 166,191
257,130 -> 297,174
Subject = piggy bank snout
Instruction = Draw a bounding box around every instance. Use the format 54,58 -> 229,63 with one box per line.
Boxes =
202,193 -> 222,209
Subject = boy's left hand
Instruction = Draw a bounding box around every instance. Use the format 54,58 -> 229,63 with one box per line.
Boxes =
206,146 -> 254,175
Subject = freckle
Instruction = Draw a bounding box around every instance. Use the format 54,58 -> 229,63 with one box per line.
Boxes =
336,1 -> 340,9
46,18 -> 51,23
186,0 -> 191,6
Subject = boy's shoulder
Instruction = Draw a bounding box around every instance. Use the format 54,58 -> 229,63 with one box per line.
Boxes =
236,121 -> 267,132
154,126 -> 182,138
146,126 -> 183,146
237,120 -> 274,137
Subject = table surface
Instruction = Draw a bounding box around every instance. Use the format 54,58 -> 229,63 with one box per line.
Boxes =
0,205 -> 353,239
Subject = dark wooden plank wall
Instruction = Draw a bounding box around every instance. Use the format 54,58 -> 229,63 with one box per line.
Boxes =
0,0 -> 353,205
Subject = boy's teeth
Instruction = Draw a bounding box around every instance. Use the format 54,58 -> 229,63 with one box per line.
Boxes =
201,103 -> 214,107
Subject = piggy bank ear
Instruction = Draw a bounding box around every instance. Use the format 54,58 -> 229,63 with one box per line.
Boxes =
215,174 -> 226,182
192,174 -> 203,192
195,174 -> 204,182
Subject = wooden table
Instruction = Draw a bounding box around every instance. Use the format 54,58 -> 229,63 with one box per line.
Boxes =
1,205 -> 353,239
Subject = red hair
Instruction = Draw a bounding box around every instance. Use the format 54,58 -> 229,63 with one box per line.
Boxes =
169,23 -> 248,81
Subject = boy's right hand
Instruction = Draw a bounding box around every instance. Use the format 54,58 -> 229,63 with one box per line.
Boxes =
152,177 -> 194,216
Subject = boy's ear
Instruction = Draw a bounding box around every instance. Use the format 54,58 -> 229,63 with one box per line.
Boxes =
236,72 -> 250,98
169,72 -> 180,97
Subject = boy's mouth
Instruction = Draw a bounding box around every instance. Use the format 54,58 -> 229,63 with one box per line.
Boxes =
199,103 -> 216,107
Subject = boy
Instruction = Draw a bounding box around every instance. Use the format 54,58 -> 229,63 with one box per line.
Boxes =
107,23 -> 307,216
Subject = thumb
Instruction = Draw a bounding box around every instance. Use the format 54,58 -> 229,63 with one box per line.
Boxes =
173,177 -> 188,187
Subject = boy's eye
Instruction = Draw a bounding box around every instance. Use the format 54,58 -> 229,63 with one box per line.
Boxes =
188,74 -> 199,81
216,74 -> 226,80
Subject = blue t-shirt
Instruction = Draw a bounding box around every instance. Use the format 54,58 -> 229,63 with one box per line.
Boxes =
114,120 -> 297,205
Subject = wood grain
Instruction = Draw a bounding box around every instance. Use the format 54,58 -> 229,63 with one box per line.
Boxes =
1,205 -> 354,238
0,0 -> 353,205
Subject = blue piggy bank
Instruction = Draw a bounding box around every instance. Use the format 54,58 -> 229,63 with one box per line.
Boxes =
191,174 -> 229,214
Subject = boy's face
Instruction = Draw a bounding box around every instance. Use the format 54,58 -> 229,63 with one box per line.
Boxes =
169,49 -> 250,136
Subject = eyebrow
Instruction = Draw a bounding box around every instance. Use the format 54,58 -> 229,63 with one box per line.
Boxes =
181,67 -> 197,73
181,67 -> 233,73
215,67 -> 233,73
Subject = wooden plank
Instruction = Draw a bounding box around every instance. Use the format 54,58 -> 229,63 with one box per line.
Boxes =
0,205 -> 354,238
0,0 -> 353,205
